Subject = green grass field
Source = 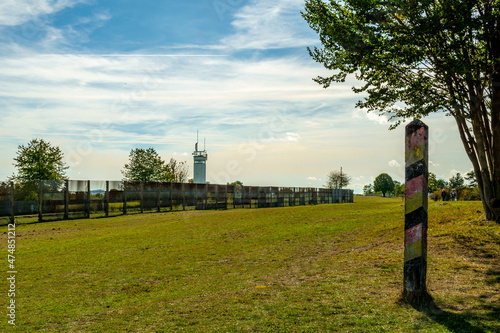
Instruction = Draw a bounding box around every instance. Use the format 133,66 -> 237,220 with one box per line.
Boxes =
1,196 -> 499,332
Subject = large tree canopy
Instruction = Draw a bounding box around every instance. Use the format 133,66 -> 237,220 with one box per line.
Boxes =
13,138 -> 68,182
303,0 -> 500,221
122,148 -> 189,183
374,173 -> 395,197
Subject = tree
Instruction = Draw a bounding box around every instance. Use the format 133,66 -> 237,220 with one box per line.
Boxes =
303,1 -> 500,221
393,180 -> 405,196
13,138 -> 68,182
374,173 -> 395,197
122,148 -> 165,182
465,170 -> 477,188
363,184 -> 374,195
449,172 -> 466,189
164,158 -> 189,183
122,149 -> 189,183
325,170 -> 351,189
428,172 -> 448,193
228,180 -> 244,188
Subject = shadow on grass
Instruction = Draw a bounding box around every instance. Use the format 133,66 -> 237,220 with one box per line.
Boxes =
406,295 -> 500,333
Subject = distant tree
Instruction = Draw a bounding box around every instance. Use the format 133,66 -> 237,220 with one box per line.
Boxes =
122,149 -> 189,183
363,184 -> 374,195
373,173 -> 394,197
325,170 -> 351,189
465,170 -> 477,188
228,180 -> 243,188
449,173 -> 465,189
428,172 -> 448,193
164,158 -> 189,183
122,148 -> 165,182
393,181 -> 405,196
12,138 -> 68,182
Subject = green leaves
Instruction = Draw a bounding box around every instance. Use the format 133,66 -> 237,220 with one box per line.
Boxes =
121,148 -> 189,183
13,138 -> 68,182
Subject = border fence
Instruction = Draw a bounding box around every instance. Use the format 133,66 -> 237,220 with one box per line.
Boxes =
0,180 -> 354,224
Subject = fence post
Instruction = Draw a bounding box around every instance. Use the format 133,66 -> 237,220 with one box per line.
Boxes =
105,181 -> 109,217
204,183 -> 208,210
233,184 -> 237,209
169,182 -> 173,211
123,182 -> 128,215
140,181 -> 144,214
86,180 -> 91,218
156,182 -> 160,212
38,180 -> 43,222
182,183 -> 186,211
403,119 -> 431,306
225,184 -> 228,209
64,180 -> 69,220
9,182 -> 15,224
215,184 -> 218,210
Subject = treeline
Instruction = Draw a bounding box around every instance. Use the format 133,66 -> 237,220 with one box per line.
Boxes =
362,171 -> 478,201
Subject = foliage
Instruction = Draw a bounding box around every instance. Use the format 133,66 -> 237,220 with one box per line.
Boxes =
228,180 -> 244,188
122,148 -> 165,182
373,173 -> 394,197
164,158 -> 189,183
428,172 -> 448,194
122,149 -> 189,183
325,170 -> 351,189
12,138 -> 68,182
449,172 -> 466,190
393,180 -> 405,196
302,0 -> 500,221
363,184 -> 374,195
465,170 -> 477,188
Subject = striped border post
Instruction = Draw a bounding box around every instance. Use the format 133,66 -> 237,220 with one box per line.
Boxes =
404,119 -> 430,304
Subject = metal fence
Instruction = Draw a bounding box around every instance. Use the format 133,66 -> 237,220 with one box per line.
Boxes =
0,180 -> 354,224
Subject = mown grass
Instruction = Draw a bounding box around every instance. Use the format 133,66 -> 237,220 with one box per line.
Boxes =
1,196 -> 499,332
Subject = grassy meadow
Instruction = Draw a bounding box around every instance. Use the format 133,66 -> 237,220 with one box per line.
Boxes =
1,196 -> 499,332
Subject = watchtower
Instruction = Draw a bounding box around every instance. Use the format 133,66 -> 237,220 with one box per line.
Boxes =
193,132 -> 207,184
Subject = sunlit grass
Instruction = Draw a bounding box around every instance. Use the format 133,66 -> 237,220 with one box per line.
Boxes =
1,197 -> 498,332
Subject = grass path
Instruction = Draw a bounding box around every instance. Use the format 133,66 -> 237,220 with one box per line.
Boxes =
1,196 -> 499,332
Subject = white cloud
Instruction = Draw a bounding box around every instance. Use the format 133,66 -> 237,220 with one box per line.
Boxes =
0,0 -> 84,27
221,0 -> 317,50
388,160 -> 401,168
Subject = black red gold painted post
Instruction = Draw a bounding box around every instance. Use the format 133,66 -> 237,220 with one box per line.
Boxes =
403,119 -> 431,304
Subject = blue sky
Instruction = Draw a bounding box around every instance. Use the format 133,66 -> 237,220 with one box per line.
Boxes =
0,0 -> 472,193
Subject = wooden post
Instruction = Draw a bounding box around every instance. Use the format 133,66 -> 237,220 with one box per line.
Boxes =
123,182 -> 128,215
215,184 -> 218,210
225,184 -> 228,209
105,181 -> 110,217
38,180 -> 43,222
86,180 -> 91,218
204,183 -> 208,210
403,119 -> 431,305
233,184 -> 237,209
140,181 -> 144,214
182,183 -> 186,211
156,182 -> 160,212
64,180 -> 69,220
9,181 -> 15,224
169,182 -> 173,211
